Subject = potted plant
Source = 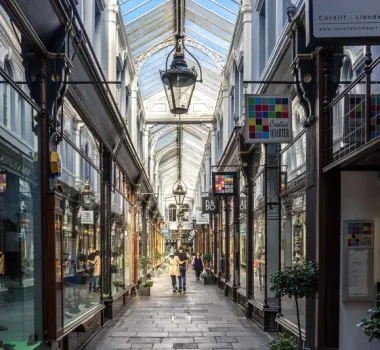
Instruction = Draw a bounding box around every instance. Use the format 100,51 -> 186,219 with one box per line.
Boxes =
357,293 -> 380,342
112,280 -> 125,292
203,253 -> 213,275
269,332 -> 296,350
269,260 -> 319,349
138,255 -> 152,296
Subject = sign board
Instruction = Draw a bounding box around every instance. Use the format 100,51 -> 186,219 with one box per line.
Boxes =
212,172 -> 238,197
306,0 -> 380,45
202,197 -> 220,214
342,220 -> 374,301
244,95 -> 292,144
196,212 -> 209,225
239,197 -> 247,213
81,211 -> 94,225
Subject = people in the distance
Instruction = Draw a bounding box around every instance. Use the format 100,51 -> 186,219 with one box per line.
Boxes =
168,251 -> 181,292
192,252 -> 204,281
88,250 -> 101,293
177,247 -> 188,292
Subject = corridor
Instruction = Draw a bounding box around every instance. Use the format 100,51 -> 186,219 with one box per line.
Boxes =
84,273 -> 271,350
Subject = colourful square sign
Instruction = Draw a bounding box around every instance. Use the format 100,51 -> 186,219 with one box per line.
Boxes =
346,221 -> 373,248
245,95 -> 292,143
0,174 -> 6,193
212,172 -> 237,197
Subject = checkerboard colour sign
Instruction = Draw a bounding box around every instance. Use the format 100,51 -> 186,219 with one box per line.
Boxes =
212,172 -> 237,197
0,174 -> 6,193
245,95 -> 292,143
346,221 -> 373,248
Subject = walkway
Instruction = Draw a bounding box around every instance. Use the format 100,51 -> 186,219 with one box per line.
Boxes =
84,272 -> 271,350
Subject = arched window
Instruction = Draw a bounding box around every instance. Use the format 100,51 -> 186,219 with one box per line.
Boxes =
168,204 -> 176,222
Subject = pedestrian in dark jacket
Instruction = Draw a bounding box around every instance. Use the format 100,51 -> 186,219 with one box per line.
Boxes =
192,252 -> 204,281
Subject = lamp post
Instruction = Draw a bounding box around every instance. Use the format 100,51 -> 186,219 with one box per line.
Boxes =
82,180 -> 94,209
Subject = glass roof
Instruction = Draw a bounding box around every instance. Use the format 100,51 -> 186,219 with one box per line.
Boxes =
119,0 -> 240,195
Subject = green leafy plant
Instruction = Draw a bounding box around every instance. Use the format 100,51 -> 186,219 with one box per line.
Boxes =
112,280 -> 125,288
269,332 -> 296,350
357,293 -> 380,342
203,253 -> 213,263
269,260 -> 319,347
138,255 -> 152,283
142,280 -> 154,287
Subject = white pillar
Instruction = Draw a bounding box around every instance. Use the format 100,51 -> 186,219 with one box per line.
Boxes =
104,0 -> 118,97
130,78 -> 138,147
242,0 -> 252,83
221,83 -> 229,150
211,129 -> 216,166
265,0 -> 276,61
84,0 -> 95,45
74,120 -> 84,185
275,0 -> 285,40
143,123 -> 149,171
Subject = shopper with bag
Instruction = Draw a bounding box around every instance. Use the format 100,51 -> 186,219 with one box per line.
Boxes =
192,252 -> 204,281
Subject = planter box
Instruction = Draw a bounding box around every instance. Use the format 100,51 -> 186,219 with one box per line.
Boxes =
202,275 -> 214,285
139,286 -> 151,296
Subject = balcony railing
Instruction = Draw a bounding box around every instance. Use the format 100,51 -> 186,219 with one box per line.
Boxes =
325,54 -> 380,166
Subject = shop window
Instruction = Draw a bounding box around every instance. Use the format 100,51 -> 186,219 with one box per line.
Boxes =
59,143 -> 102,326
0,78 -> 43,346
168,204 -> 176,222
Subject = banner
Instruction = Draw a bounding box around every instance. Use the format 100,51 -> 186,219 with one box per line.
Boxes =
212,172 -> 238,197
196,212 -> 209,225
306,0 -> 380,44
202,197 -> 220,213
239,197 -> 247,212
244,95 -> 292,144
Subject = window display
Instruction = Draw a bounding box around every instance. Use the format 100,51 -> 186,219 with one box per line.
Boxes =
0,82 -> 43,347
240,215 -> 247,289
280,192 -> 306,330
111,191 -> 124,294
59,134 -> 102,325
254,209 -> 265,297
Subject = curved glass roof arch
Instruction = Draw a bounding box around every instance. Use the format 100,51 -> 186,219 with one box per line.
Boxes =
119,0 -> 240,197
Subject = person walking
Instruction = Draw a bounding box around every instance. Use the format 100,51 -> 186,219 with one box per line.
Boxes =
177,247 -> 188,292
192,252 -> 204,281
168,251 -> 180,292
88,250 -> 101,293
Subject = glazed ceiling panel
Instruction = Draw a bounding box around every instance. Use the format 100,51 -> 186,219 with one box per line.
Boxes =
120,0 -> 239,202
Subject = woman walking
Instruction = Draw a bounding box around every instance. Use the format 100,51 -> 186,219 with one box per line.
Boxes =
192,252 -> 204,281
168,251 -> 180,292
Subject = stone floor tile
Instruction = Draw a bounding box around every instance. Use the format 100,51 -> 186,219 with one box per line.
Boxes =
83,273 -> 270,350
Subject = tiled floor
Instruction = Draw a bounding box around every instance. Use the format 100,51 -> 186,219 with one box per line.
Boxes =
84,271 -> 271,350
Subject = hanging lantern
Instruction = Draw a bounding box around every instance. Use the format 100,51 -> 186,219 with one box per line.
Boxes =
160,37 -> 202,115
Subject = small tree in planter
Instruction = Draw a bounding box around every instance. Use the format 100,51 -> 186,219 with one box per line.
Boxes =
112,280 -> 125,292
357,293 -> 380,342
138,255 -> 153,296
154,251 -> 162,270
269,260 -> 319,349
203,253 -> 213,275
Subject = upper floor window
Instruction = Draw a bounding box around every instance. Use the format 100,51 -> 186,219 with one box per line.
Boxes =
168,204 -> 176,222
181,204 -> 189,222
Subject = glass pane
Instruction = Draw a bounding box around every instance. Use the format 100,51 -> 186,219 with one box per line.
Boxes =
254,209 -> 265,300
111,191 -> 124,294
60,143 -> 102,326
0,78 -> 43,347
124,200 -> 131,286
239,214 -> 247,290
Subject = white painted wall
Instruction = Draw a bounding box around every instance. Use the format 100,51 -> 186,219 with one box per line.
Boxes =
340,171 -> 380,350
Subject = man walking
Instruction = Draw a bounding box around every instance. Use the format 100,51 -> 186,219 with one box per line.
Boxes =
177,247 -> 188,292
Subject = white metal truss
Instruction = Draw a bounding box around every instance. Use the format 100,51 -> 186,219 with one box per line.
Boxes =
134,37 -> 224,74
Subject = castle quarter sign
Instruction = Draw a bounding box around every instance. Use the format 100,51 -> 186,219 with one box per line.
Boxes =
306,0 -> 380,45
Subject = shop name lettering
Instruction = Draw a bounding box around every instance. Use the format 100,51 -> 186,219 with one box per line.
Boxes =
0,155 -> 31,176
318,15 -> 380,21
223,184 -> 234,193
269,120 -> 290,139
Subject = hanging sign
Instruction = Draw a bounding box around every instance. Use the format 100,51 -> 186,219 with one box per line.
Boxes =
212,172 -> 238,197
196,213 -> 209,225
244,95 -> 292,144
239,197 -> 247,212
202,197 -> 220,214
306,0 -> 380,45
81,211 -> 94,224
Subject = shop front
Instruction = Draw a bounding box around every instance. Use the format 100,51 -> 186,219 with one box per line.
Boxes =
0,80 -> 44,348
